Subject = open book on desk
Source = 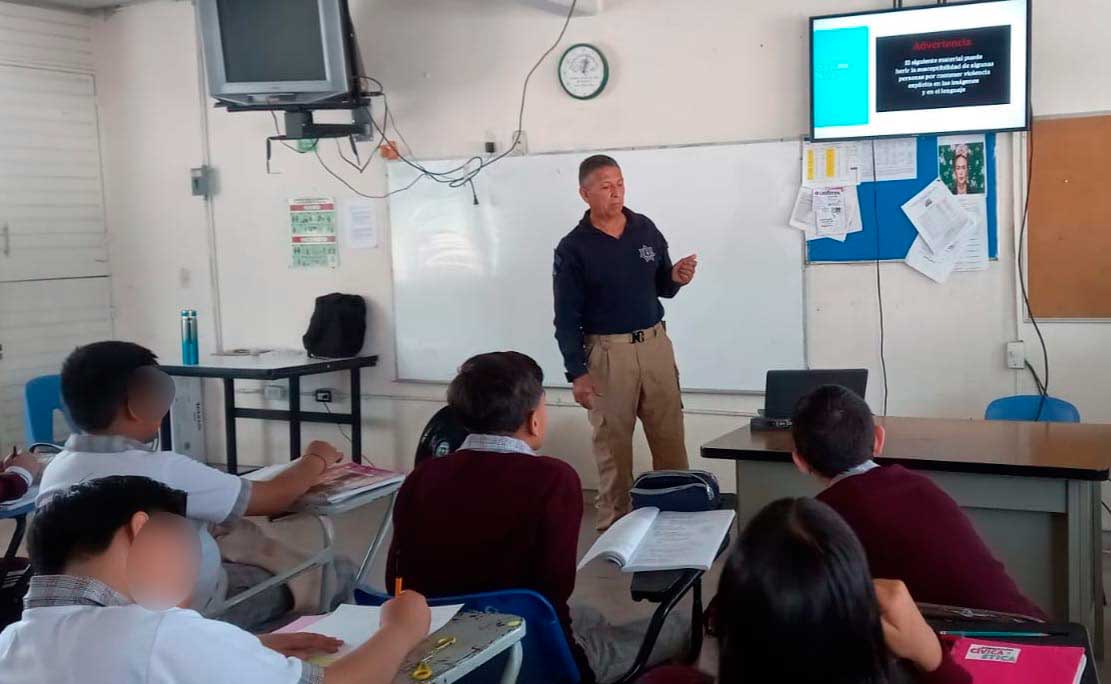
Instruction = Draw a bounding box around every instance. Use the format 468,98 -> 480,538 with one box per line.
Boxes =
245,462 -> 404,505
577,507 -> 735,573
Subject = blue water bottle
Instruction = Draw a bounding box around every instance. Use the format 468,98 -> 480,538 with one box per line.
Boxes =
181,309 -> 199,365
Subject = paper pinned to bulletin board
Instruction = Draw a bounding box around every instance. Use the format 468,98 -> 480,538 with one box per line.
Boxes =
805,134 -> 997,264
290,196 -> 339,268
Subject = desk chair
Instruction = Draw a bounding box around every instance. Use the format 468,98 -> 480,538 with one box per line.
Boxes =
616,493 -> 736,684
357,587 -> 580,684
415,406 -> 469,467
985,395 -> 1081,423
23,374 -> 75,447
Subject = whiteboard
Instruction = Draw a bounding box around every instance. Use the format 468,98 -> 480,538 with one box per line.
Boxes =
388,140 -> 806,392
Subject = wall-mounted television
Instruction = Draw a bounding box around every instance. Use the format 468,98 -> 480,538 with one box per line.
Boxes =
810,0 -> 1030,141
197,0 -> 356,108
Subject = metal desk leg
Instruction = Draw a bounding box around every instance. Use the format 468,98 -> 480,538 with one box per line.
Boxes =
357,491 -> 396,587
3,515 -> 26,562
498,642 -> 523,684
614,576 -> 695,684
687,578 -> 704,664
314,513 -> 337,612
1066,480 -> 1098,650
223,378 -> 238,474
289,376 -> 302,462
160,413 -> 173,451
350,367 -> 362,464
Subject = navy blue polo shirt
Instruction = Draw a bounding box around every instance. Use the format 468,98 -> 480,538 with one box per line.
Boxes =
553,207 -> 682,380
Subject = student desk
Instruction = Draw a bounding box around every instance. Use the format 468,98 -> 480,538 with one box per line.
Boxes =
0,488 -> 34,564
224,472 -> 404,616
702,417 -> 1111,641
393,611 -> 526,684
160,352 -> 378,474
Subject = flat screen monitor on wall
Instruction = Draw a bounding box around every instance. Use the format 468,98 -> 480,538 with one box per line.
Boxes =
810,0 -> 1030,141
197,0 -> 354,107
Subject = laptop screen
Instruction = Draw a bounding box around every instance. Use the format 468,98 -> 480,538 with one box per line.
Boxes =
764,369 -> 869,419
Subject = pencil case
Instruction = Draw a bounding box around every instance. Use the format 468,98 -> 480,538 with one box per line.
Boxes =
631,470 -> 721,512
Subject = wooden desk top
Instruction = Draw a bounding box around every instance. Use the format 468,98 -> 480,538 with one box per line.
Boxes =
702,416 -> 1111,481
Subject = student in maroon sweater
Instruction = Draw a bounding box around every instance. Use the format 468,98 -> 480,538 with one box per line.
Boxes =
789,385 -> 1045,620
0,449 -> 42,503
636,498 -> 971,684
386,351 -> 593,681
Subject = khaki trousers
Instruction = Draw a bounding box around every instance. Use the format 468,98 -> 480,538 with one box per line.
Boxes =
586,322 -> 688,531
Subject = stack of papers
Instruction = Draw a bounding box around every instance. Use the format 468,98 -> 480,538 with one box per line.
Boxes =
244,462 -> 405,504
275,603 -> 464,666
901,178 -> 985,284
790,138 -> 918,242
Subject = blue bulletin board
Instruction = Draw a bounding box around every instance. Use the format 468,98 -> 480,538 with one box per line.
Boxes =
806,134 -> 998,262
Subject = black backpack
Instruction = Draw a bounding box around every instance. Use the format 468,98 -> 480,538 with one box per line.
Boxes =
0,559 -> 31,630
302,293 -> 367,358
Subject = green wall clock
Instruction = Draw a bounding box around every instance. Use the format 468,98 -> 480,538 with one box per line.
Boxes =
558,43 -> 609,100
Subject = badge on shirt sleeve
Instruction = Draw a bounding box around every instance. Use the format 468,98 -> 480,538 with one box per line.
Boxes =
638,245 -> 657,263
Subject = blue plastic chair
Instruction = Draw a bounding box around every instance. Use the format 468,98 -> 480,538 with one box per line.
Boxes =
356,587 -> 580,684
23,374 -> 74,446
985,395 -> 1080,423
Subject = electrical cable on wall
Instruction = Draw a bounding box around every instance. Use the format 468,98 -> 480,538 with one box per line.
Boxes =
318,398 -> 353,446
1016,108 -> 1050,420
274,0 -> 580,199
870,142 -> 890,417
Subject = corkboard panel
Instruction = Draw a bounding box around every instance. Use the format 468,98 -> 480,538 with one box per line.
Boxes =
1028,114 -> 1111,317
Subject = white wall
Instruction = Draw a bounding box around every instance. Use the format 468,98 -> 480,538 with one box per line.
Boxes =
91,0 -> 1111,500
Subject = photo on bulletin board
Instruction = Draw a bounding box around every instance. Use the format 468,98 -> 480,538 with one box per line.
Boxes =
938,140 -> 986,196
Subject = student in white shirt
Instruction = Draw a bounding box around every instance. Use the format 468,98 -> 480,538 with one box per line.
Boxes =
39,341 -> 348,625
0,476 -> 430,684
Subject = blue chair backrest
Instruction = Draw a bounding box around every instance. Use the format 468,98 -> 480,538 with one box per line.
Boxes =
24,375 -> 73,445
985,395 -> 1080,423
355,587 -> 580,684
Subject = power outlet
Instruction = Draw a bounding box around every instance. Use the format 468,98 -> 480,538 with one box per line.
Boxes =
1006,341 -> 1025,369
263,384 -> 287,401
314,389 -> 334,403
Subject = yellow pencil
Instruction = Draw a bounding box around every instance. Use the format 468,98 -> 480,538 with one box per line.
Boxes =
395,576 -> 403,595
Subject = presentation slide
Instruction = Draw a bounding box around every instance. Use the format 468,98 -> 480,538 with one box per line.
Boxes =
811,0 -> 1028,140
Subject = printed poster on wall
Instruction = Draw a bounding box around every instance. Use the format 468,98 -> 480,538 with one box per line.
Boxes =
289,196 -> 339,268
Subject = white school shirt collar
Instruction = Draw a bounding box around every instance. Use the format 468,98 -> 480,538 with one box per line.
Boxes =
827,459 -> 880,488
460,433 -> 537,455
65,433 -> 157,454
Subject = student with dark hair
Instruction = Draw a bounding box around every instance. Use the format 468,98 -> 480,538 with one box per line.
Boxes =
388,351 -> 686,683
790,384 -> 1044,619
39,340 -> 351,627
387,351 -> 591,676
637,498 -> 971,684
0,476 -> 432,684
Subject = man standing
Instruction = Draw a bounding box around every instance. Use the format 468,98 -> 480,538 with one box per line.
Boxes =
553,155 -> 697,530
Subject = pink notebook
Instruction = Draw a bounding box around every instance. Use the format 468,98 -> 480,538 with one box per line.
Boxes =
950,637 -> 1086,684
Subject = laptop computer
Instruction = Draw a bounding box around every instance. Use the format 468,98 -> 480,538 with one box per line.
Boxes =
751,369 -> 869,431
